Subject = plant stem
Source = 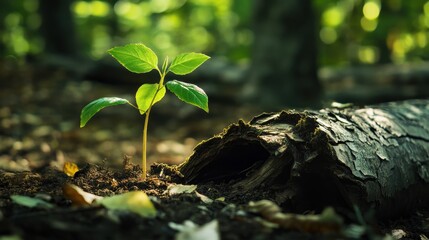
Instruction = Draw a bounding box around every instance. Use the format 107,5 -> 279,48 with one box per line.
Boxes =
141,71 -> 166,180
142,105 -> 152,180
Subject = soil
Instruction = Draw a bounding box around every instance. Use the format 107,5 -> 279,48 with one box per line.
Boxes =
1,60 -> 429,239
2,161 -> 429,240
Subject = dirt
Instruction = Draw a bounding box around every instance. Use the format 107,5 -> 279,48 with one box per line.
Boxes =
1,161 -> 428,240
1,60 -> 429,239
0,161 -> 365,240
0,161 -> 311,239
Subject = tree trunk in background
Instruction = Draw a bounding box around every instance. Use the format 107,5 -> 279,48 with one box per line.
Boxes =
39,0 -> 76,57
244,0 -> 321,109
106,0 -> 120,37
0,2 -> 9,57
179,99 -> 429,219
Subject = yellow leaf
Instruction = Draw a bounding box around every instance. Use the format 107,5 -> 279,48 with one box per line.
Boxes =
63,162 -> 79,177
63,183 -> 102,206
97,191 -> 157,218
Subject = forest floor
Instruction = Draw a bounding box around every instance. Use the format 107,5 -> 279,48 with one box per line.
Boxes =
1,60 -> 429,239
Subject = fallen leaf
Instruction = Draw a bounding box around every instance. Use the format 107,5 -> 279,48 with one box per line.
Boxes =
197,205 -> 210,212
34,193 -> 52,201
63,183 -> 102,206
165,184 -> 215,204
165,184 -> 197,195
391,229 -> 407,239
173,220 -> 220,240
248,200 -> 343,234
169,220 -> 198,232
63,162 -> 79,177
11,195 -> 54,209
215,197 -> 225,202
97,191 -> 157,218
195,191 -> 213,204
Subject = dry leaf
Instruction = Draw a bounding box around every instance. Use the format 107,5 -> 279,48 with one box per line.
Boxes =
391,229 -> 407,239
195,191 -> 213,204
63,162 -> 79,177
174,220 -> 220,240
63,183 -> 102,206
97,191 -> 157,218
248,200 -> 343,234
169,220 -> 198,232
215,197 -> 225,202
165,184 -> 197,196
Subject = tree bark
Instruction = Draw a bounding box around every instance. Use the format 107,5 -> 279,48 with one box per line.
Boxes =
179,99 -> 429,219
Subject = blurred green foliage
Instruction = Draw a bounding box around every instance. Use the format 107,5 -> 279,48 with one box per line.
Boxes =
0,0 -> 42,57
0,0 -> 428,66
315,0 -> 429,65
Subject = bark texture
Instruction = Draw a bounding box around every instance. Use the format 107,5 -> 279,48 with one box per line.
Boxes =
180,99 -> 429,218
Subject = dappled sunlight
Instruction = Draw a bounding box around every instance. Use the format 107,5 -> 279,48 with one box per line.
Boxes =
424,1 -> 429,15
149,0 -> 186,13
358,46 -> 379,64
360,17 -> 378,32
318,0 -> 428,64
91,26 -> 111,58
113,1 -> 150,22
73,1 -> 110,17
362,1 -> 381,20
392,33 -> 416,62
1,0 -> 427,65
4,14 -> 30,56
322,6 -> 344,27
421,14 -> 429,28
415,31 -> 428,48
320,27 -> 337,44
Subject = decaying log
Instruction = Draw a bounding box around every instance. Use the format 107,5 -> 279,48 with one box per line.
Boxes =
179,99 -> 429,218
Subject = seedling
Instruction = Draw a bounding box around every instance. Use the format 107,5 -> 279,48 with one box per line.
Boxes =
80,43 -> 210,180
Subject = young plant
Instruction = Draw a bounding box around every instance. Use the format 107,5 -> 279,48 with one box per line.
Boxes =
80,43 -> 210,180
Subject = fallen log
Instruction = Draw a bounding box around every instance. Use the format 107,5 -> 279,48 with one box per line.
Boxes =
179,99 -> 429,218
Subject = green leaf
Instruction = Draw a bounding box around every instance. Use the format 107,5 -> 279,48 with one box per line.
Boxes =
166,80 -> 209,113
135,84 -> 166,114
97,191 -> 157,218
168,53 -> 210,75
108,43 -> 158,74
11,195 -> 54,209
80,97 -> 130,128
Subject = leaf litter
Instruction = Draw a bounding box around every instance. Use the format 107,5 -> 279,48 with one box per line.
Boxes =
2,160 -> 401,240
